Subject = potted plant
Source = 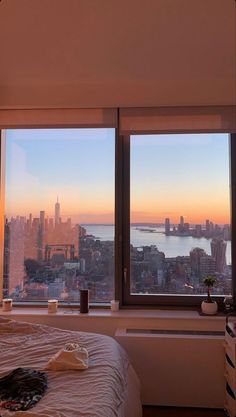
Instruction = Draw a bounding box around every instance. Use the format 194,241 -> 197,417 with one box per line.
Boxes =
201,275 -> 218,315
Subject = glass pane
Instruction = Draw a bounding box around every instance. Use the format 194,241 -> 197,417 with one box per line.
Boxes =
130,133 -> 231,296
4,128 -> 115,303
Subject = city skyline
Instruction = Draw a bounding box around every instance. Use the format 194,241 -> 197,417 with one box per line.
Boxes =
5,129 -> 230,224
5,210 -> 231,228
4,198 -> 231,302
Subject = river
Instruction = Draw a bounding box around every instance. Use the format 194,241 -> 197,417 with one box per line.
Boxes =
83,224 -> 231,265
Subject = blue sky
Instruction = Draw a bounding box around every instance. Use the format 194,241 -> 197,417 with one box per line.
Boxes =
5,128 -> 115,222
131,133 -> 230,223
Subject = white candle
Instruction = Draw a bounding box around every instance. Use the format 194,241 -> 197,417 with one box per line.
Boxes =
48,299 -> 58,313
111,300 -> 119,312
2,298 -> 13,312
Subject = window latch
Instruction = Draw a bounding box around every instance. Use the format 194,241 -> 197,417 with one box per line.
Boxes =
124,267 -> 127,284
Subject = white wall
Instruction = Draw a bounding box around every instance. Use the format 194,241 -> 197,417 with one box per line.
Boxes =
116,329 -> 224,407
0,0 -> 235,108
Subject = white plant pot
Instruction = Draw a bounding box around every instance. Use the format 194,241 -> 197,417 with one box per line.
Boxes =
201,300 -> 218,315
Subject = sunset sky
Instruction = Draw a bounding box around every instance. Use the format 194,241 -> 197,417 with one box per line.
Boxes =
5,129 -> 230,225
130,133 -> 230,225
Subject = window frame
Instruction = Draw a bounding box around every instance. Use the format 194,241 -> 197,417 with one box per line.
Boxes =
230,133 -> 236,302
0,130 -> 5,302
120,133 -> 235,309
0,109 -> 117,306
0,107 -> 235,310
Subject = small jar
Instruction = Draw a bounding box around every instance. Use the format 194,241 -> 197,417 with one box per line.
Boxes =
224,296 -> 234,313
2,298 -> 13,312
48,299 -> 58,313
111,300 -> 119,312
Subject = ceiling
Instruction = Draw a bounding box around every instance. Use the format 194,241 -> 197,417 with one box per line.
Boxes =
0,0 -> 235,109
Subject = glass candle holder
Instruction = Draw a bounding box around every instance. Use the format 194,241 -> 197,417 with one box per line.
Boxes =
48,299 -> 58,313
2,298 -> 13,312
111,300 -> 119,312
224,295 -> 234,313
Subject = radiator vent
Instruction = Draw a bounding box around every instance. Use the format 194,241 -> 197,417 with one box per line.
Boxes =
126,329 -> 224,336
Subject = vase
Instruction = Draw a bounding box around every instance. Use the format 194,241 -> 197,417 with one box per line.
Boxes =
201,300 -> 218,315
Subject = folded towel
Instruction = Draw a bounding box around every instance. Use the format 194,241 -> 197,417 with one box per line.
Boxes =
45,343 -> 88,371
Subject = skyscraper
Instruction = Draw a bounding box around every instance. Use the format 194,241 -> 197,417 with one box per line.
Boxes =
40,210 -> 45,229
55,197 -> 60,227
165,218 -> 170,235
178,215 -> 184,233
38,210 -> 45,261
190,247 -> 206,275
211,238 -> 227,273
205,219 -> 210,237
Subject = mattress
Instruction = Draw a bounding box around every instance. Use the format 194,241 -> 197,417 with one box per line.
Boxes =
0,317 -> 142,417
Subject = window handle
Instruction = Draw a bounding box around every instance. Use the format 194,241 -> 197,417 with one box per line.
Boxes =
124,267 -> 127,284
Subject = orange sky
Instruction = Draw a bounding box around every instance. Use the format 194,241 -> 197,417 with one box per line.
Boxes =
5,130 -> 231,225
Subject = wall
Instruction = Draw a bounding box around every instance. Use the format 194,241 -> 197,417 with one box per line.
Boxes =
0,0 -> 235,109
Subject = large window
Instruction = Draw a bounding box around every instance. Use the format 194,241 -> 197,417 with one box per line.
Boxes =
1,112 -> 235,309
126,134 -> 231,303
3,128 -> 115,303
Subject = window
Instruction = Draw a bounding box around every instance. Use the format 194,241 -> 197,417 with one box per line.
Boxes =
3,128 -> 115,303
1,107 -> 235,309
122,133 -> 232,305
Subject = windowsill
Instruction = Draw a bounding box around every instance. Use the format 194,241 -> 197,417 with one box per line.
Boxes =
0,307 -> 226,320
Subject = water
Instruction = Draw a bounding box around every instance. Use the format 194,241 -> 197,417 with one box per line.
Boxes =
83,224 -> 232,265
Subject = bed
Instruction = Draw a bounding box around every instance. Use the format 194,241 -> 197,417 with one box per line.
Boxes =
0,317 -> 142,417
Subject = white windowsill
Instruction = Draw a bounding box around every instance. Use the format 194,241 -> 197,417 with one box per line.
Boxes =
0,307 -> 226,320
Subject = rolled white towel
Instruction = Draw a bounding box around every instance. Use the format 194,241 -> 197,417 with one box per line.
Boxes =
45,342 -> 88,371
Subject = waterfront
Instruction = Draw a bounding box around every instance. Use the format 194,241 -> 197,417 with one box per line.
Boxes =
83,224 -> 232,265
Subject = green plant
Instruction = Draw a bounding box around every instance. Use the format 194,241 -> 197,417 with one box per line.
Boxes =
203,275 -> 216,303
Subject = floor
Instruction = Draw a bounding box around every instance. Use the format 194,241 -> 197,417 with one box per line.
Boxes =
142,406 -> 226,417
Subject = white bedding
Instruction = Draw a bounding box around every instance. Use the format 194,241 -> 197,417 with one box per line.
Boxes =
0,317 -> 142,417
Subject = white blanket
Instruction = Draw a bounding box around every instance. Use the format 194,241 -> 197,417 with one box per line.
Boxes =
0,317 -> 141,417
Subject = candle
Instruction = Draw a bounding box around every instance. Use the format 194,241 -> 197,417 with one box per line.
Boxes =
2,298 -> 13,312
48,299 -> 58,313
111,300 -> 119,312
80,289 -> 89,314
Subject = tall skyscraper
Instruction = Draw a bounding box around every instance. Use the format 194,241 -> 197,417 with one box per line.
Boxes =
165,218 -> 170,235
190,247 -> 206,275
178,215 -> 184,233
38,210 -> 45,261
29,213 -> 32,230
211,238 -> 227,273
40,210 -> 45,229
55,197 -> 60,226
8,218 -> 25,297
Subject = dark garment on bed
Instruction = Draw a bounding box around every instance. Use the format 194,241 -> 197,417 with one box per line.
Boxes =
0,367 -> 47,411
